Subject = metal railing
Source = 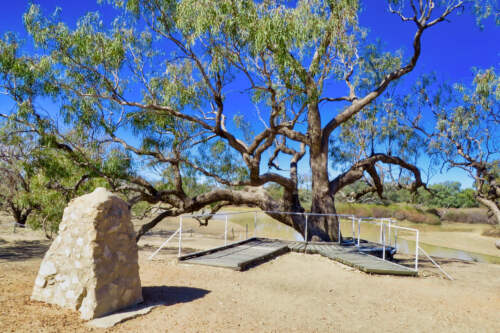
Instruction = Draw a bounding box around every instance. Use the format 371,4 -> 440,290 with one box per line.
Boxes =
148,227 -> 181,260
0,221 -> 30,233
149,210 -> 422,272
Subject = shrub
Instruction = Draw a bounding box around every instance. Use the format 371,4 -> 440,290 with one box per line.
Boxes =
439,208 -> 494,224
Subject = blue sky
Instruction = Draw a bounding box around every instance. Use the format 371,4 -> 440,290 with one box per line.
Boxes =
0,1 -> 498,188
358,2 -> 499,188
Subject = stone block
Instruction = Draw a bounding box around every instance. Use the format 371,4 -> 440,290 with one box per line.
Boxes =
31,188 -> 143,320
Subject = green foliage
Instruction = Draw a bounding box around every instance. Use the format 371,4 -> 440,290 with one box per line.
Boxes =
330,40 -> 422,180
265,183 -> 283,201
416,182 -> 479,208
0,121 -> 109,237
334,179 -> 479,209
130,200 -> 152,218
406,69 -> 499,222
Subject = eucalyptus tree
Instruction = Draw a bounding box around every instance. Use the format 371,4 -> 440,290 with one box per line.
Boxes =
0,128 -> 38,227
0,118 -> 111,237
408,69 -> 500,223
2,0 -> 495,241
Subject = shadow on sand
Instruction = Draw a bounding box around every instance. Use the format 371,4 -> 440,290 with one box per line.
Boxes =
0,240 -> 49,262
88,286 -> 211,328
394,255 -> 475,271
141,286 -> 210,307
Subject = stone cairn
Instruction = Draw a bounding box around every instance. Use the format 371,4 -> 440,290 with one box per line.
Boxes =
31,187 -> 143,320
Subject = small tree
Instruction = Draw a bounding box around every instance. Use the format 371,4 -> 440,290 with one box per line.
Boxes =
0,120 -> 111,237
408,69 -> 500,223
0,131 -> 37,227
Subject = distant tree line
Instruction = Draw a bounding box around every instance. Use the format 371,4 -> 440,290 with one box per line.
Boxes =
266,180 -> 479,210
337,181 -> 478,208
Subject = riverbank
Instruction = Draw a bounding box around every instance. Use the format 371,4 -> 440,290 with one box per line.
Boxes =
336,203 -> 498,225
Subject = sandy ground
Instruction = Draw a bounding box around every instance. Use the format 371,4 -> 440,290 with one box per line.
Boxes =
1,215 -> 500,333
1,246 -> 500,332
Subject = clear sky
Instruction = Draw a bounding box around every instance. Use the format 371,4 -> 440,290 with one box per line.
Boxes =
358,2 -> 499,188
0,1 -> 498,188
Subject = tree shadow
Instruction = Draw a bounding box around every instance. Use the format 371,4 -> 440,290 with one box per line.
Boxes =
141,286 -> 210,307
0,240 -> 49,262
394,255 -> 474,270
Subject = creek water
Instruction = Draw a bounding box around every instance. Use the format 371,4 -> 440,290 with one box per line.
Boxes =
228,213 -> 500,265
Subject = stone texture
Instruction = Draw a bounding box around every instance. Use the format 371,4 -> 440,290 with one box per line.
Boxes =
31,187 -> 143,320
495,240 -> 500,250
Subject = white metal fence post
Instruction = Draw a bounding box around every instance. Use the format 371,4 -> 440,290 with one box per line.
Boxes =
395,227 -> 398,249
357,218 -> 361,247
388,219 -> 392,246
178,216 -> 183,257
304,214 -> 308,243
379,220 -> 383,243
225,215 -> 228,246
415,230 -> 419,271
338,217 -> 341,244
382,223 -> 386,261
351,216 -> 355,241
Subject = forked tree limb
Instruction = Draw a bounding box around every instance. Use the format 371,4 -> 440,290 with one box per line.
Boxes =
329,153 -> 428,196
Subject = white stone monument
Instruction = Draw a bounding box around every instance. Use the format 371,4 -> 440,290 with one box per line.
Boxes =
31,187 -> 143,319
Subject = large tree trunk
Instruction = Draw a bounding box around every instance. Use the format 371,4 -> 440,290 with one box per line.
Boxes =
262,142 -> 341,242
11,206 -> 29,227
307,151 -> 340,242
301,99 -> 340,242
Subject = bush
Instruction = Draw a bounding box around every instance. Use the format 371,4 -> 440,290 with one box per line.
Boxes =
439,208 -> 494,224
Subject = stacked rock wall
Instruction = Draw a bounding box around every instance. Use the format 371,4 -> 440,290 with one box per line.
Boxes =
31,187 -> 143,319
